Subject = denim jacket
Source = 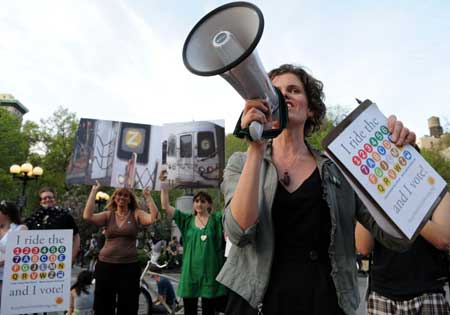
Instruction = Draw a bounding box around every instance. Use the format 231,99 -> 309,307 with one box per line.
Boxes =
216,146 -> 410,315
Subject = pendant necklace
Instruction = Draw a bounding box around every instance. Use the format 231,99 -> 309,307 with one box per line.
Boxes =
281,171 -> 290,186
116,210 -> 131,224
197,216 -> 208,241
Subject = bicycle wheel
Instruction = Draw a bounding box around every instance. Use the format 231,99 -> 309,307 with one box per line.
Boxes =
138,287 -> 153,315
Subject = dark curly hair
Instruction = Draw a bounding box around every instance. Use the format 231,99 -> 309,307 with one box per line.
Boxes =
268,64 -> 326,136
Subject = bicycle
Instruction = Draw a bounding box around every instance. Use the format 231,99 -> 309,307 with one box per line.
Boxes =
139,248 -> 183,315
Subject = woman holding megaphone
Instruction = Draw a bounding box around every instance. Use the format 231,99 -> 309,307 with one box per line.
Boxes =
216,64 -> 418,315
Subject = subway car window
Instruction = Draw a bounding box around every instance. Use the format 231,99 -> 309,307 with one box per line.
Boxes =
180,135 -> 192,158
168,136 -> 176,157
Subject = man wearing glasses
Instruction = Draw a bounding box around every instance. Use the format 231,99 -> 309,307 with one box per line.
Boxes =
25,187 -> 80,264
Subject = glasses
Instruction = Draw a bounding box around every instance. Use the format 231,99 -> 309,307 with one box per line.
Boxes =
40,196 -> 55,201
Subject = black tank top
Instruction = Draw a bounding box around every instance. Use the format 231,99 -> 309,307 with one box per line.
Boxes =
262,168 -> 344,315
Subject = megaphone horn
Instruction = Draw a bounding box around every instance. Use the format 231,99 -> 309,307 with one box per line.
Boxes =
182,1 -> 288,141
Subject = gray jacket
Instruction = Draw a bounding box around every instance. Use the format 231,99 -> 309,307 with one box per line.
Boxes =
216,146 -> 410,315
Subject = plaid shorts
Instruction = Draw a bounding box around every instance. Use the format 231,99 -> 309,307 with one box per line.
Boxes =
368,291 -> 450,315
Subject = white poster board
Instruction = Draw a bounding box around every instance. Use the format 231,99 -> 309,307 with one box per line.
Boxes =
1,230 -> 73,315
322,100 -> 447,239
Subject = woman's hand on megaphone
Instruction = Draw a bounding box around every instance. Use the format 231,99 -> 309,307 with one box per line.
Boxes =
242,99 -> 273,135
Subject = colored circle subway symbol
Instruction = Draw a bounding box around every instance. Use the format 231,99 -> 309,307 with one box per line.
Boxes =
22,255 -> 31,263
377,184 -> 386,193
374,167 -> 383,177
390,148 -> 399,157
13,247 -> 22,255
388,169 -> 397,180
380,161 -> 389,171
41,247 -> 48,254
40,264 -> 48,271
380,125 -> 389,135
403,150 -> 412,160
49,255 -> 57,262
31,264 -> 39,271
40,255 -> 48,263
58,246 -> 66,253
21,273 -> 28,280
386,155 -> 394,164
12,264 -> 20,272
352,156 -> 362,166
358,149 -> 368,159
377,146 -> 387,155
12,256 -> 21,263
11,274 -> 19,281
58,254 -> 66,261
49,246 -> 58,254
31,272 -> 38,280
360,165 -> 370,175
57,271 -> 65,279
388,134 -> 394,142
370,137 -> 378,146
382,177 -> 391,187
363,143 -> 373,153
393,163 -> 402,173
31,255 -> 39,263
398,156 -> 407,166
23,247 -> 31,255
58,262 -> 65,270
382,140 -> 392,149
49,263 -> 56,270
372,152 -> 381,162
32,247 -> 40,254
21,264 -> 30,272
48,271 -> 56,279
366,158 -> 376,168
369,174 -> 378,184
375,131 -> 383,141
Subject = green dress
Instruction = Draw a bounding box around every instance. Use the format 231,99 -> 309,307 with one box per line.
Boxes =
173,209 -> 226,298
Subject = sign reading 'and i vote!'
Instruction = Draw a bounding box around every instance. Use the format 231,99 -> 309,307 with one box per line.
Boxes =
322,100 -> 447,240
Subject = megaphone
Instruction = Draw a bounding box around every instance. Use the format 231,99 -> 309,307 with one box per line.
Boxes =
182,1 -> 288,141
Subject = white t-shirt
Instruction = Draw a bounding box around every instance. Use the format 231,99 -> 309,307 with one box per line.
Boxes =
0,223 -> 25,280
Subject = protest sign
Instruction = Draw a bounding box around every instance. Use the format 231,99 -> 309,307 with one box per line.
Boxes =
0,230 -> 72,315
66,119 -> 225,190
322,100 -> 447,239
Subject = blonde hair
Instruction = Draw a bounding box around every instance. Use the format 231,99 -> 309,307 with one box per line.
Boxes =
105,188 -> 139,212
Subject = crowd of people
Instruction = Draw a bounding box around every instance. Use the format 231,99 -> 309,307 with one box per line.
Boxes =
1,63 -> 450,315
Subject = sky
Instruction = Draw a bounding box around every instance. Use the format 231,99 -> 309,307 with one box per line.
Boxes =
1,0 -> 449,138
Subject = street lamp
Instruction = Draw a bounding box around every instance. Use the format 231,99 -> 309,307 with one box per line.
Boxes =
9,163 -> 44,211
95,191 -> 110,211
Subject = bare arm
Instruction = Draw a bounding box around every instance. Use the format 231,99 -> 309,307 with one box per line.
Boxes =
160,188 -> 175,220
68,289 -> 75,315
83,181 -> 108,226
419,192 -> 450,250
138,187 -> 160,225
355,222 -> 375,256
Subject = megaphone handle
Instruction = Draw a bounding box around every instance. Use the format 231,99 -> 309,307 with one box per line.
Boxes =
249,121 -> 263,141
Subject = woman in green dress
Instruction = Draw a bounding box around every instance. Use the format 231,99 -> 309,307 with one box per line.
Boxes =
148,185 -> 226,315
